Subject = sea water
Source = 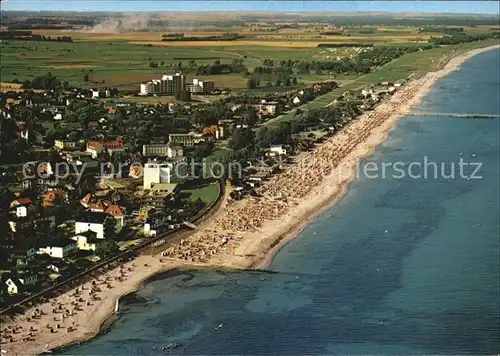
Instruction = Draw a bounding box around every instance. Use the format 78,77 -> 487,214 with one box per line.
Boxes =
64,49 -> 500,355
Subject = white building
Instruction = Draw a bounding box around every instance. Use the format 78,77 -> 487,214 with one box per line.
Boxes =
91,89 -> 111,99
75,212 -> 110,239
5,278 -> 23,295
269,144 -> 287,156
143,159 -> 187,189
161,73 -> 186,94
71,232 -> 101,251
189,79 -> 215,94
142,143 -> 184,158
140,82 -> 153,95
15,205 -> 28,217
38,239 -> 77,259
143,163 -> 173,189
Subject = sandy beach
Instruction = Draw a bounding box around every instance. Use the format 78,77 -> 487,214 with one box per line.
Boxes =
1,44 -> 498,356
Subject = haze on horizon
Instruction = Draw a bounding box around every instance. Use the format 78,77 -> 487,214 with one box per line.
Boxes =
2,0 -> 500,15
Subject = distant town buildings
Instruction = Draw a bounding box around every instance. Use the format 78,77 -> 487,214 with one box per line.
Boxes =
139,73 -> 215,95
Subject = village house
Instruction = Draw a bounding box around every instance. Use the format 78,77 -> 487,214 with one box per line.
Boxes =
54,139 -> 76,150
38,238 -> 78,259
75,211 -> 112,239
144,214 -> 173,237
47,260 -> 69,274
105,204 -> 125,228
87,138 -> 124,158
135,183 -> 178,209
256,100 -> 280,116
3,243 -> 37,266
8,214 -> 56,233
9,197 -> 33,218
71,231 -> 102,252
42,189 -> 68,208
90,89 -> 111,99
5,277 -> 24,295
129,164 -> 143,179
168,132 -> 205,147
269,144 -> 288,157
142,143 -> 184,158
86,141 -> 103,158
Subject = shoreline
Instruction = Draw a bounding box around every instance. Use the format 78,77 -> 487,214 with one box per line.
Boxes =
1,44 -> 498,356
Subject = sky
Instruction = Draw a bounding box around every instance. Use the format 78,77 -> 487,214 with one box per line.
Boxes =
2,0 -> 500,14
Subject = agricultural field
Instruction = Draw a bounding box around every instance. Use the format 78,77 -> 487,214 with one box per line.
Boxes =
1,20 -> 498,92
0,39 -> 330,90
261,37 -> 500,128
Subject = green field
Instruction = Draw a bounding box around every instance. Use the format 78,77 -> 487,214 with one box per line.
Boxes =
181,181 -> 220,205
261,38 -> 499,128
0,40 -> 333,90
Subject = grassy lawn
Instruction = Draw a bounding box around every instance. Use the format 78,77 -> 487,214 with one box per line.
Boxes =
206,148 -> 233,163
180,181 -> 220,205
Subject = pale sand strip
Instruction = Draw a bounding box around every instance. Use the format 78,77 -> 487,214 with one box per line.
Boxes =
1,44 -> 498,356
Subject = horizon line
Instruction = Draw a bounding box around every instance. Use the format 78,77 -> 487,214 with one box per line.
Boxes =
2,9 -> 500,16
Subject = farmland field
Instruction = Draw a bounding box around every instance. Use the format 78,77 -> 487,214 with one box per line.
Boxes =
261,37 -> 500,128
1,24 -> 498,92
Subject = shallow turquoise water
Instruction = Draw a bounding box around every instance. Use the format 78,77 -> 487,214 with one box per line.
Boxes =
64,49 -> 500,355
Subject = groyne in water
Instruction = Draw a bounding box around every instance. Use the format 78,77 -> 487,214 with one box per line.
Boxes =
409,111 -> 500,119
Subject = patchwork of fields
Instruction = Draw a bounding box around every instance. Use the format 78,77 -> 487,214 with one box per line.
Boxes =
1,26 -> 497,91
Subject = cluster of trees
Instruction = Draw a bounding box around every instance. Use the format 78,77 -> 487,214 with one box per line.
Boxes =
161,33 -> 242,42
246,78 -> 261,89
174,90 -> 191,101
320,31 -> 344,35
191,103 -> 233,127
317,43 -> 374,48
0,117 -> 29,164
162,33 -> 184,38
22,72 -> 68,90
254,46 -> 430,78
196,59 -> 247,75
428,32 -> 499,45
0,31 -> 73,42
420,27 -> 464,34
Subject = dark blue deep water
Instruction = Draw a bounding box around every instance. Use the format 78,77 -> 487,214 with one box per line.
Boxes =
65,49 -> 500,355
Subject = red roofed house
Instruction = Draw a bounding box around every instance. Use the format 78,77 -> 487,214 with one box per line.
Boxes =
80,193 -> 93,208
87,141 -> 103,158
203,125 -> 223,140
105,204 -> 125,227
10,197 -> 33,218
88,200 -> 111,213
103,137 -> 124,150
43,189 -> 68,208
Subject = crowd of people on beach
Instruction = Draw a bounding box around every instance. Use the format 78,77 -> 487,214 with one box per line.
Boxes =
1,262 -> 138,353
161,77 -> 427,263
